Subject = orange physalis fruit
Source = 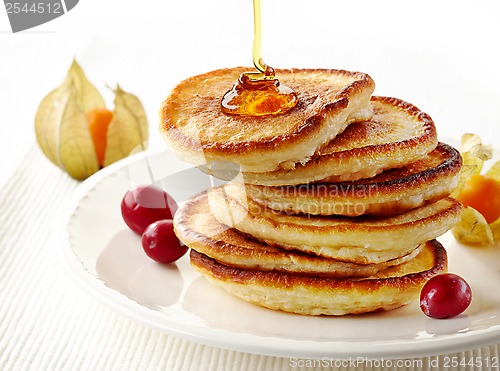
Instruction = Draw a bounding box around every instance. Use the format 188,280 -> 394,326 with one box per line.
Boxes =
457,174 -> 500,224
86,108 -> 113,167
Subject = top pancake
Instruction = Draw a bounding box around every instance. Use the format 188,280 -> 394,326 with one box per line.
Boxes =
160,67 -> 374,173
236,96 -> 438,185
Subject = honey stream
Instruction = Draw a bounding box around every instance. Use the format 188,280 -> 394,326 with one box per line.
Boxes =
221,0 -> 298,116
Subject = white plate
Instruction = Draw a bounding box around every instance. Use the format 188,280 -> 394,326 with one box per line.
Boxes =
60,148 -> 500,360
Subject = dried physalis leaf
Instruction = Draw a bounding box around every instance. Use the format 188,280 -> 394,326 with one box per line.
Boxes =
35,60 -> 148,180
35,59 -> 104,179
486,161 -> 500,239
58,90 -> 102,180
451,133 -> 493,198
486,160 -> 500,182
461,133 -> 493,159
451,133 -> 500,245
66,60 -> 107,113
452,207 -> 494,246
490,218 -> 500,241
103,85 -> 148,167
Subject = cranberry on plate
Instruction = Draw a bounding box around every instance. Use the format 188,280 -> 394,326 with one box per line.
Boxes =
420,273 -> 472,319
141,220 -> 188,264
121,185 -> 178,235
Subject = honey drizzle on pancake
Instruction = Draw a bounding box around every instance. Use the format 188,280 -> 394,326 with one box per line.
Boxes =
221,0 -> 298,116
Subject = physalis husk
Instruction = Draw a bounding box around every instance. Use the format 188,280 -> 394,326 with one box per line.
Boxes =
35,60 -> 148,180
451,133 -> 500,245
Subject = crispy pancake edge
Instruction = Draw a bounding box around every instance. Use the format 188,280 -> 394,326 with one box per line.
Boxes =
210,186 -> 463,263
173,191 -> 425,278
245,142 -> 462,215
189,240 -> 448,315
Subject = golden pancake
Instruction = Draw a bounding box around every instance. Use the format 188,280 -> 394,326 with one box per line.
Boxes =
209,185 -> 463,264
190,239 -> 447,316
174,191 -> 424,278
160,67 -> 375,173
244,142 -> 462,216
229,96 -> 438,186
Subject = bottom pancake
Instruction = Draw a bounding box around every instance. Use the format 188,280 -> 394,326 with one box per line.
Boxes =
190,240 -> 447,316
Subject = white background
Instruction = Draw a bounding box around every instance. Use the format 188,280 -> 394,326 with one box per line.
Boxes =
1,2 -> 500,368
1,0 -> 500,183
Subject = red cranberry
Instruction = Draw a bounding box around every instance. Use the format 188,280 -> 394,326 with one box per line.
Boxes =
121,185 -> 178,235
141,220 -> 188,263
420,273 -> 472,319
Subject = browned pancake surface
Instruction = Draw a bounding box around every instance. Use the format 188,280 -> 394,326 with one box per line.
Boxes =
210,185 -> 463,264
190,240 -> 447,315
160,67 -> 374,172
174,191 -> 423,278
245,142 -> 462,215
238,96 -> 438,185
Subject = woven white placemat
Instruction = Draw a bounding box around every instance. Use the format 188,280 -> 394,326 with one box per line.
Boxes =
1,146 -> 500,371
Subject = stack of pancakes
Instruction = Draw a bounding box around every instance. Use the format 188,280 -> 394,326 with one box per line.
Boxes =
161,67 -> 463,315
